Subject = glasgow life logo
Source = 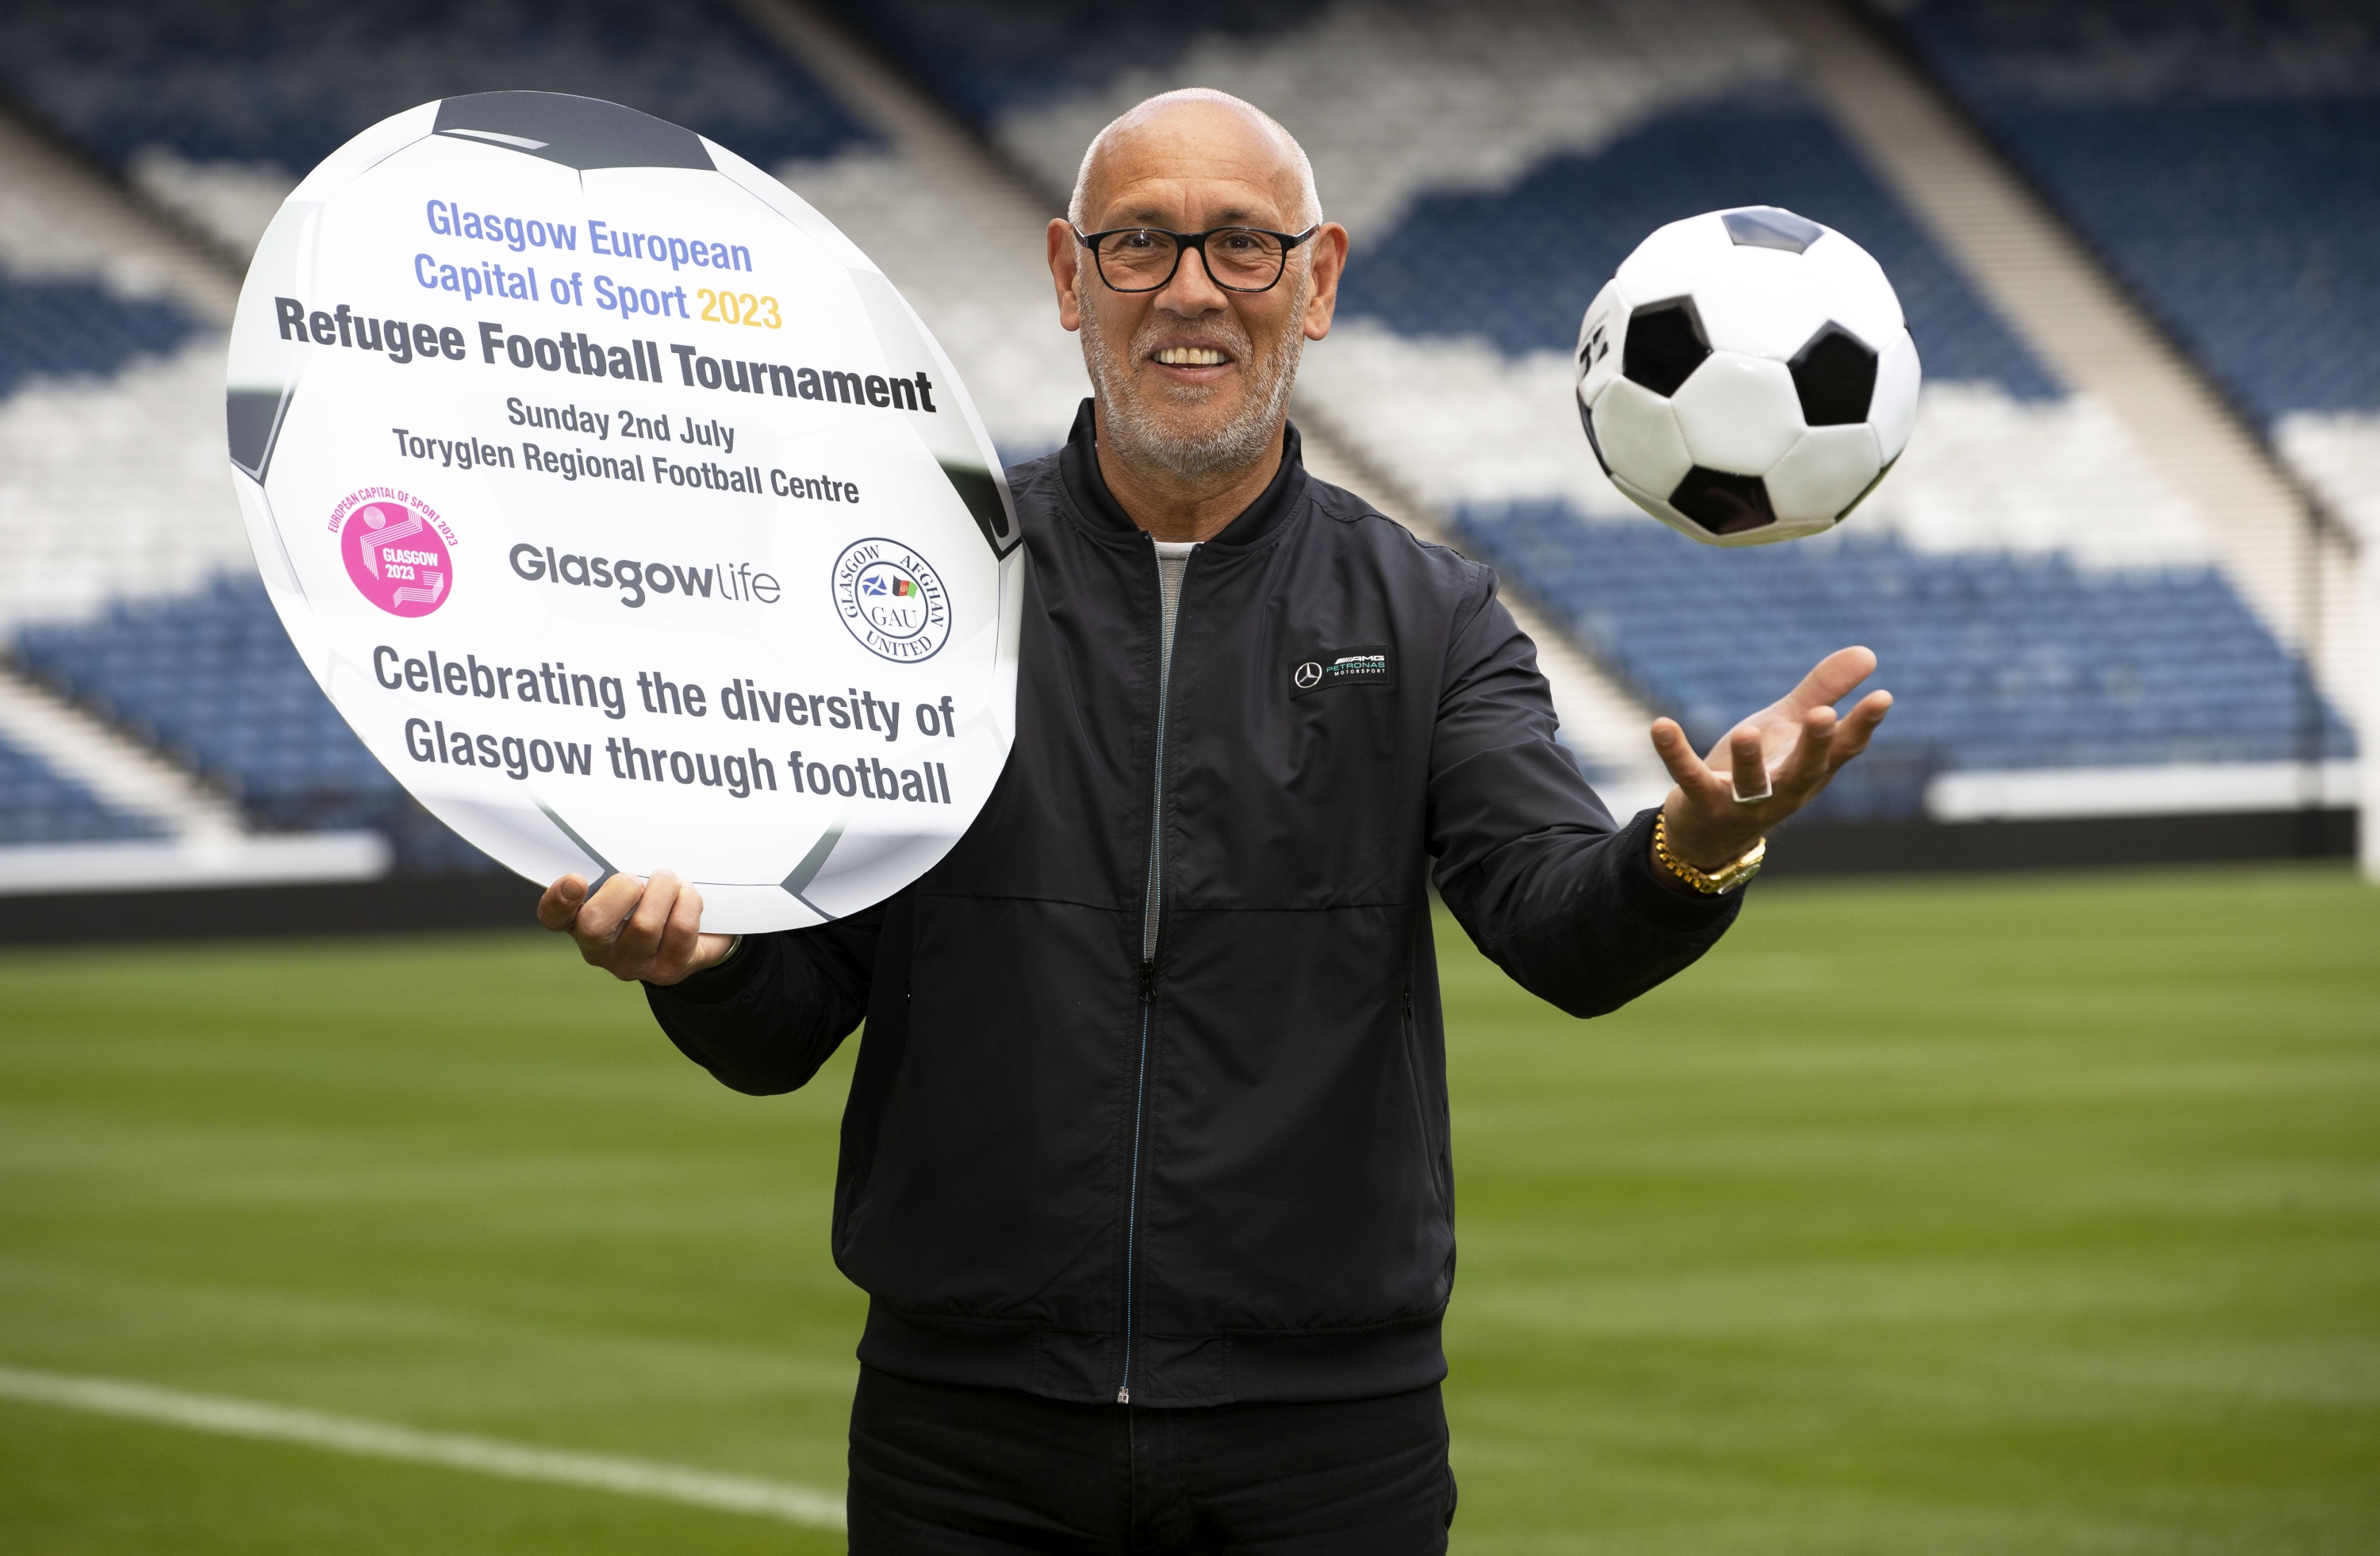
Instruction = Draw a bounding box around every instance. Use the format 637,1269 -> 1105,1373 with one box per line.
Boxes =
833,538 -> 950,663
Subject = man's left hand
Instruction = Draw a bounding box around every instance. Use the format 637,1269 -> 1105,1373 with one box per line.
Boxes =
1651,645 -> 1894,874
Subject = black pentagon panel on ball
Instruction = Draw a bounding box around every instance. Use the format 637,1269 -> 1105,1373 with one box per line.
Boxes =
226,387 -> 292,482
1622,297 -> 1710,398
1790,323 -> 1878,426
1722,206 -> 1823,253
433,91 -> 715,171
1669,467 -> 1777,536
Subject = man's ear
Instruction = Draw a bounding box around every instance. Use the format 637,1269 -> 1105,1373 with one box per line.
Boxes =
1301,223 -> 1349,342
1048,219 -> 1084,333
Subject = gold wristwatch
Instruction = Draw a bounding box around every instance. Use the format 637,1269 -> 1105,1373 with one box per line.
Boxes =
1654,813 -> 1765,895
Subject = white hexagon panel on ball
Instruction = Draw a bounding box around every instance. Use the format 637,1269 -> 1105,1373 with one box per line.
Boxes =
1688,252 -> 1829,365
1767,424 -> 1885,533
1670,352 -> 1805,476
1871,330 -> 1922,464
1802,225 -> 1906,362
1586,378 -> 1695,501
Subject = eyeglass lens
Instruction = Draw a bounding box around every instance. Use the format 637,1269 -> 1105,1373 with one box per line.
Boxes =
1095,229 -> 1287,292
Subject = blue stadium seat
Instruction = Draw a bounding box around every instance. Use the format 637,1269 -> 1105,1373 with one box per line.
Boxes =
15,578 -> 494,871
0,734 -> 161,845
5,0 -> 2340,850
1338,89 -> 2062,394
1893,0 -> 2380,425
0,276 -> 203,399
1458,504 -> 2354,818
821,0 -> 1335,127
784,0 -> 2344,815
0,0 -> 877,179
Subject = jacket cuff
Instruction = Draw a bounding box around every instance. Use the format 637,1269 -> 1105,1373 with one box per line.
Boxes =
1614,807 -> 1741,932
649,933 -> 758,1005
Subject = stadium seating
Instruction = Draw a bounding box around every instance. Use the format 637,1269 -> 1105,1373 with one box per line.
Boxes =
0,271 -> 248,636
0,188 -> 406,857
13,579 -> 488,870
1460,504 -> 2351,811
0,0 -> 877,255
826,0 -> 1332,130
0,734 -> 159,844
1887,0 -> 2380,539
0,0 -> 2355,863
0,276 -> 201,403
1336,88 -> 2059,395
0,0 -> 882,870
817,0 -> 2355,815
1889,0 -> 2380,430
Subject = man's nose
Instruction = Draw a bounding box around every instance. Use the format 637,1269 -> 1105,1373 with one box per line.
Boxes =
1152,240 -> 1230,314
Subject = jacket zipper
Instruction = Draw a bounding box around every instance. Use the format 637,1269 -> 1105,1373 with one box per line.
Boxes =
1121,966 -> 1154,1404
1119,541 -> 1184,1404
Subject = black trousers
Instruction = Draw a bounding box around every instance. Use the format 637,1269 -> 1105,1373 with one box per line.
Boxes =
847,1366 -> 1457,1554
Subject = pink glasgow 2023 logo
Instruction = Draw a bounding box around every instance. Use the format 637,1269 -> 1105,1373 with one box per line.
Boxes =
340,499 -> 451,617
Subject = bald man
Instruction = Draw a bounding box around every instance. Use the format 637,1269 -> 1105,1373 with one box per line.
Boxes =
542,90 -> 1889,1553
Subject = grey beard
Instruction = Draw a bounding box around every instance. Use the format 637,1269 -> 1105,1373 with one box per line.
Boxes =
1080,279 -> 1308,486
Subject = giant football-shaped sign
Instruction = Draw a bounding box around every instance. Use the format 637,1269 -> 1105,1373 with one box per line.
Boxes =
227,92 -> 1023,932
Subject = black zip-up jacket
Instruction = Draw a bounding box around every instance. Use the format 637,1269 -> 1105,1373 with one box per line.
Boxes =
647,401 -> 1737,1407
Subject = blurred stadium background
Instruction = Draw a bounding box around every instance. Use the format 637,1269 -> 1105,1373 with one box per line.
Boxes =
0,1 -> 2372,1550
0,0 -> 2373,915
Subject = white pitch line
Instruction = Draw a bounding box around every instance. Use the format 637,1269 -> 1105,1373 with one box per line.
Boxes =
0,1365 -> 845,1532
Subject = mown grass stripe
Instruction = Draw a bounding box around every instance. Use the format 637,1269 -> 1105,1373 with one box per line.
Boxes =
0,1365 -> 845,1531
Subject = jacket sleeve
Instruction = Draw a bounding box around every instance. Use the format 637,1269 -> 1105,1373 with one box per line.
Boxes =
641,903 -> 885,1094
1426,565 -> 1738,1017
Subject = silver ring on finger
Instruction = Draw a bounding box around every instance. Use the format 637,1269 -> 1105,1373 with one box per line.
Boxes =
1729,772 -> 1774,805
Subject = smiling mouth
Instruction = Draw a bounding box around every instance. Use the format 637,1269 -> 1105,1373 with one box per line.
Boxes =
1154,346 -> 1231,367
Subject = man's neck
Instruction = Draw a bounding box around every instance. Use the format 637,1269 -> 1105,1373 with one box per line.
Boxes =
1093,412 -> 1285,544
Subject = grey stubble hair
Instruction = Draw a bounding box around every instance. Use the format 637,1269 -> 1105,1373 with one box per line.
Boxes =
1077,261 -> 1312,485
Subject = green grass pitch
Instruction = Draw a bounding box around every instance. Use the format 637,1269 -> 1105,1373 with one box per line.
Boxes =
1,863 -> 2374,1553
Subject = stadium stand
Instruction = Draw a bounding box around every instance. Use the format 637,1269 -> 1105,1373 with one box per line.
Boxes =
12,579 -> 485,870
825,1 -> 1331,132
0,0 -> 2355,873
1338,88 -> 2058,395
0,732 -> 159,844
1463,506 -> 2348,811
0,0 -> 877,259
0,0 -> 876,874
0,149 -> 421,865
823,0 -> 2355,817
752,4 -> 1094,463
1885,0 -> 2380,546
0,277 -> 200,403
0,279 -> 244,632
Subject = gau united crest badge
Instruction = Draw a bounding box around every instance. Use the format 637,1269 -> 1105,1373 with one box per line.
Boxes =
833,537 -> 951,663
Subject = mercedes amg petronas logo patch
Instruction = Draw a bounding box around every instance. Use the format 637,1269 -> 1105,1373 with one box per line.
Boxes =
1289,645 -> 1395,699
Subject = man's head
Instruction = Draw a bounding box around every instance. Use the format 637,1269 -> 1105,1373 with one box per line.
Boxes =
1048,90 -> 1348,494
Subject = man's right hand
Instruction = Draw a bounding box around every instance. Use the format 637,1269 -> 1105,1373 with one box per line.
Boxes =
538,870 -> 736,985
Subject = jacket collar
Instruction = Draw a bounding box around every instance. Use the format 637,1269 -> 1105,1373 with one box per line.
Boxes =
1057,398 -> 1307,551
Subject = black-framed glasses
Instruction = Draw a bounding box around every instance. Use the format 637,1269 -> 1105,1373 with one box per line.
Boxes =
1073,223 -> 1320,294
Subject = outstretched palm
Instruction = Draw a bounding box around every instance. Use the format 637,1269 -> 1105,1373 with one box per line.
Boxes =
1653,646 -> 1894,870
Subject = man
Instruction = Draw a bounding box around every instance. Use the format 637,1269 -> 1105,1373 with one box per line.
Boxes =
541,89 -> 1890,1553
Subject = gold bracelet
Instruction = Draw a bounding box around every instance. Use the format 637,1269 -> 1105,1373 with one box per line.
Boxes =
1654,813 -> 1767,895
